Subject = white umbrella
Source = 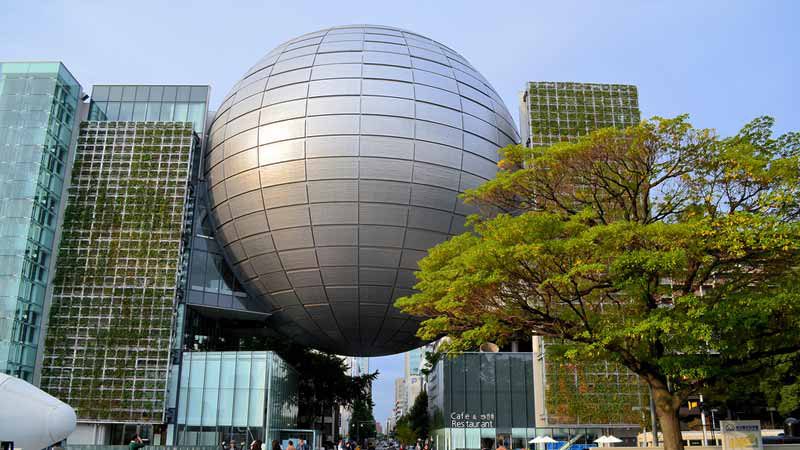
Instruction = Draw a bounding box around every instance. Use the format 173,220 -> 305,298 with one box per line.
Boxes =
594,436 -> 610,444
606,436 -> 623,444
529,438 -> 543,444
540,437 -> 557,444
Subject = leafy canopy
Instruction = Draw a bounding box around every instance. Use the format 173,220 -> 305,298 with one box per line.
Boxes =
397,390 -> 430,442
396,115 -> 800,416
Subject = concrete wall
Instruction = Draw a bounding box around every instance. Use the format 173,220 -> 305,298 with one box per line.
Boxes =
66,423 -> 110,444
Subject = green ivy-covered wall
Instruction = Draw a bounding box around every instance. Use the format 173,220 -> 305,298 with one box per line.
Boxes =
544,356 -> 650,426
522,81 -> 639,148
41,121 -> 195,423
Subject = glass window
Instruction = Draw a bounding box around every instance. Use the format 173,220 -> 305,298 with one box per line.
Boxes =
235,357 -> 251,388
177,86 -> 191,101
105,101 -> 121,119
29,78 -> 55,95
233,387 -> 250,426
190,86 -> 208,102
149,86 -> 163,101
188,103 -> 206,132
174,103 -> 189,122
190,251 -> 206,291
119,102 -> 134,121
248,388 -> 265,426
163,86 -> 177,102
89,102 -> 107,120
135,86 -> 150,101
160,102 -> 175,121
218,387 -> 234,426
187,387 -> 203,424
146,102 -> 160,121
122,86 -> 136,101
93,85 -> 110,101
4,78 -> 27,94
132,102 -> 147,121
201,387 -> 219,426
204,253 -> 221,292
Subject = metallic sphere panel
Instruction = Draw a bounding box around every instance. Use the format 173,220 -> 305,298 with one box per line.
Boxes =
206,25 -> 519,356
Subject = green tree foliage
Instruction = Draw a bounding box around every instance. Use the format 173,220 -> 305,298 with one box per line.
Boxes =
419,351 -> 442,377
273,341 -> 377,434
399,391 -> 429,441
396,116 -> 800,450
394,421 -> 417,445
349,394 -> 377,442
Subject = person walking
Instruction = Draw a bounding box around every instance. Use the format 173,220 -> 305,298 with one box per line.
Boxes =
298,439 -> 309,450
251,441 -> 263,450
271,440 -> 281,450
287,440 -> 297,450
129,435 -> 146,450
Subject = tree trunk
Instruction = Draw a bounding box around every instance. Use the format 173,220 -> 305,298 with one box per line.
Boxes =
651,382 -> 684,450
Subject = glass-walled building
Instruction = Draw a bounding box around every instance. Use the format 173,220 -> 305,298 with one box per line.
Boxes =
427,351 -> 636,450
88,85 -> 209,134
0,61 -> 83,383
174,351 -> 298,444
428,352 -> 536,450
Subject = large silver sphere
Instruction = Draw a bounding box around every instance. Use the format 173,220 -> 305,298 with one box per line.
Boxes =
206,25 -> 519,355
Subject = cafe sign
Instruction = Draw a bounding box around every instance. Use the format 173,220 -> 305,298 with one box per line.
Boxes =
721,420 -> 763,450
450,412 -> 495,428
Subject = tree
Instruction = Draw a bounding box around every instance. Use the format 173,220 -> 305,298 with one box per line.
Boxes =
394,420 -> 417,445
419,351 -> 442,377
402,390 -> 430,441
396,116 -> 800,450
273,341 -> 377,437
349,394 -> 377,442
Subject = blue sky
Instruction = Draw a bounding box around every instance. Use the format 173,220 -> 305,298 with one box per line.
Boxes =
3,0 -> 797,427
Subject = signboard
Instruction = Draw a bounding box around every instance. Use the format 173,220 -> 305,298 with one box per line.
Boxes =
721,420 -> 763,450
450,412 -> 495,428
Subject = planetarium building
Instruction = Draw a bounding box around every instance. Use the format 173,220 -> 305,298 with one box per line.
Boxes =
205,25 -> 519,356
3,24 -> 520,444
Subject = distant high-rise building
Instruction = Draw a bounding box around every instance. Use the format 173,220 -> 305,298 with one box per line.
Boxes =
394,377 -> 406,421
519,81 -> 639,148
405,374 -> 422,414
403,348 -> 424,414
519,81 -> 648,431
0,61 -> 85,383
404,347 -> 423,378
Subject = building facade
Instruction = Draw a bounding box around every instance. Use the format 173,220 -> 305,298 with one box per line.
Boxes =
400,347 -> 424,415
204,25 -> 520,357
174,351 -> 299,444
427,352 -> 536,450
394,377 -> 407,422
3,22 -> 523,443
519,81 -> 640,148
0,62 -> 84,383
405,347 -> 423,377
519,81 -> 647,436
40,120 -> 197,427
